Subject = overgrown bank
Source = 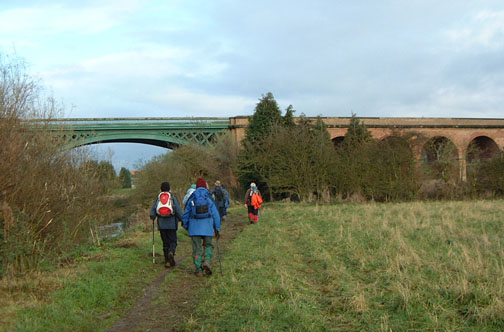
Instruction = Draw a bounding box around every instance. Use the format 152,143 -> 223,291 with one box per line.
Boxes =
0,55 -> 131,276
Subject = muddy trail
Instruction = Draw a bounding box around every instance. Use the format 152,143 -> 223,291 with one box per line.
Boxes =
107,212 -> 247,332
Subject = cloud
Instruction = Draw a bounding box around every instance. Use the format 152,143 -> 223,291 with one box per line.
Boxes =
3,0 -> 504,121
0,6 -> 115,36
149,88 -> 255,116
445,10 -> 504,50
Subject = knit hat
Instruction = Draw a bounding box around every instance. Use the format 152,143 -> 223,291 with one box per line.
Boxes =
215,180 -> 221,186
196,177 -> 207,188
161,182 -> 170,192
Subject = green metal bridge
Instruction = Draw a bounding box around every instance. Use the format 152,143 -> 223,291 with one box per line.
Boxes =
37,117 -> 232,149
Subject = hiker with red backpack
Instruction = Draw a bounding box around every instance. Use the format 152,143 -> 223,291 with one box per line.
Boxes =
182,177 -> 221,276
244,182 -> 262,224
150,181 -> 184,268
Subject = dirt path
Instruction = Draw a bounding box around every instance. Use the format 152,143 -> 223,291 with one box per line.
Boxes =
107,212 -> 246,332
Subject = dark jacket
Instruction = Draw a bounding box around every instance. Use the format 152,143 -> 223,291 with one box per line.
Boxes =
212,186 -> 226,208
150,194 -> 183,230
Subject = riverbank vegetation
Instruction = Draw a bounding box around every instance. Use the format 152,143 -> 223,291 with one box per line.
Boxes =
0,55 -> 129,276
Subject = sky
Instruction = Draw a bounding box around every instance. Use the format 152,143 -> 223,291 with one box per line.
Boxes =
1,0 -> 503,170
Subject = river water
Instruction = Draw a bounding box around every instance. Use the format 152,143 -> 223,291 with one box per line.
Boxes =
97,222 -> 124,239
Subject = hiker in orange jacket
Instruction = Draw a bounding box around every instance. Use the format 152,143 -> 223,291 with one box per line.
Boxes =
244,182 -> 262,224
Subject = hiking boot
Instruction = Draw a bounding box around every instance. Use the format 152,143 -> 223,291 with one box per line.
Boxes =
194,271 -> 204,277
202,261 -> 212,276
168,252 -> 176,267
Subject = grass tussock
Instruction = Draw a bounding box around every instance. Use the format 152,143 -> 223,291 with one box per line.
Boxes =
183,201 -> 504,331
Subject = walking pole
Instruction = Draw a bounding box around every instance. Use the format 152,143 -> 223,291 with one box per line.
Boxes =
152,219 -> 156,264
216,234 -> 223,276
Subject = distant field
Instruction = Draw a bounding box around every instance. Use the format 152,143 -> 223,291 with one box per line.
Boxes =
184,200 -> 504,331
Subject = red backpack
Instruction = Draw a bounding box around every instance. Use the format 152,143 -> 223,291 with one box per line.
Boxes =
156,192 -> 173,217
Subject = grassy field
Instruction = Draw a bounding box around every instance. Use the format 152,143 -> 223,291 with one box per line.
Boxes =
183,200 -> 504,331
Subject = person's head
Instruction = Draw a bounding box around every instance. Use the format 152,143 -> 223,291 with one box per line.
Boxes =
214,180 -> 221,187
250,182 -> 256,189
196,177 -> 207,188
161,182 -> 170,192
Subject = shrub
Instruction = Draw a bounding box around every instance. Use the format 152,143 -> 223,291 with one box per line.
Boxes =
0,54 -> 113,275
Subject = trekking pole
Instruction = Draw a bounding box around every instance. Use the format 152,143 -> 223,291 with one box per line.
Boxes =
216,234 -> 223,276
152,219 -> 156,264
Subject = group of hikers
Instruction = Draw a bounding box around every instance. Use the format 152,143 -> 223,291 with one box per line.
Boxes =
149,178 -> 262,276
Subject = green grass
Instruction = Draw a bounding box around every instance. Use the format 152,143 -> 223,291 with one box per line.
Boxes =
183,201 -> 504,331
3,230 -> 179,332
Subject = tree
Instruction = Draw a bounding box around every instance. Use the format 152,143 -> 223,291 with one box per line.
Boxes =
246,116 -> 335,202
333,114 -> 373,199
237,92 -> 296,197
244,92 -> 283,144
342,113 -> 372,150
118,167 -> 132,188
0,54 -> 115,275
283,105 -> 296,127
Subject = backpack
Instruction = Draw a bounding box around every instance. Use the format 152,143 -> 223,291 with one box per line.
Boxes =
251,192 -> 263,210
214,187 -> 224,201
156,192 -> 173,217
191,189 -> 211,219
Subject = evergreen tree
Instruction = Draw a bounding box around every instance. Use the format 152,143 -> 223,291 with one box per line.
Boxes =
342,113 -> 372,151
237,92 -> 295,196
245,92 -> 283,143
118,167 -> 132,189
283,105 -> 296,127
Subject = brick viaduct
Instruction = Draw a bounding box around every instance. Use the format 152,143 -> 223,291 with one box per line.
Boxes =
229,116 -> 504,180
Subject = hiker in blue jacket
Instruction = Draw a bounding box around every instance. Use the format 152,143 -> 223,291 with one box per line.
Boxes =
183,177 -> 221,276
150,182 -> 184,268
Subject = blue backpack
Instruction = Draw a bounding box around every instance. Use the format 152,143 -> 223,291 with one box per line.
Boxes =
191,189 -> 210,219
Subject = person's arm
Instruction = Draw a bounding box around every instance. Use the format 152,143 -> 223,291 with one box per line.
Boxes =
223,189 -> 230,208
172,197 -> 184,221
210,200 -> 221,232
244,189 -> 250,206
182,200 -> 191,230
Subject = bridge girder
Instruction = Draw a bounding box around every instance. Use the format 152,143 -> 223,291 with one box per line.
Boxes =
38,117 -> 230,150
